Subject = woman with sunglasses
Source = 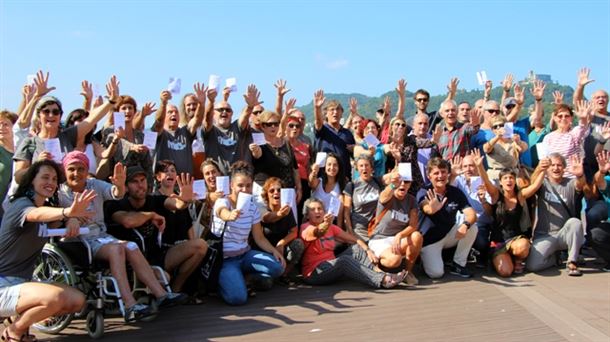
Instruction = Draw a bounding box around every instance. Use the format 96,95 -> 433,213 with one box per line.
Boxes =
250,111 -> 302,205
282,114 -> 312,223
482,115 -> 528,182
541,102 -> 592,177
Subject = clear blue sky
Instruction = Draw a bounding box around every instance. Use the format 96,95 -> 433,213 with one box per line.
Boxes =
1,0 -> 609,124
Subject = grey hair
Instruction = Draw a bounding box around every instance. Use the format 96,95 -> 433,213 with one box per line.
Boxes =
548,152 -> 567,167
302,197 -> 325,218
439,100 -> 457,113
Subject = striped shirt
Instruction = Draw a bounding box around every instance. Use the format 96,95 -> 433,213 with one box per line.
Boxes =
542,124 -> 589,177
212,197 -> 261,256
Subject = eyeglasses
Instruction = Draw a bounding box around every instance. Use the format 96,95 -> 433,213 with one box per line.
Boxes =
215,108 -> 233,113
492,124 -> 505,129
505,104 -> 516,110
262,122 -> 280,128
41,108 -> 62,116
288,123 -> 301,129
415,98 -> 429,103
555,114 -> 572,119
486,109 -> 500,114
394,122 -> 407,128
252,110 -> 263,115
268,188 -> 281,194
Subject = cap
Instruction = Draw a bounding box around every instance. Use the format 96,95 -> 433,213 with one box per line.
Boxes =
126,166 -> 147,183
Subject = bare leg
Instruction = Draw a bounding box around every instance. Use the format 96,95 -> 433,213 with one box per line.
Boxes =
95,243 -> 138,307
163,239 -> 207,292
404,232 -> 423,272
124,246 -> 168,298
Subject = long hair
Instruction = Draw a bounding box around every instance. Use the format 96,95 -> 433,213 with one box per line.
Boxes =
11,160 -> 64,206
320,153 -> 346,191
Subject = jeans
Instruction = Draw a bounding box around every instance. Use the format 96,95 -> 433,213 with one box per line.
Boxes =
218,249 -> 284,305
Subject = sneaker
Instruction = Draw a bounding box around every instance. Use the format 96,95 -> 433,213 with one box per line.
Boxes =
156,292 -> 188,309
381,270 -> 407,288
403,271 -> 419,286
449,262 -> 473,278
124,303 -> 155,323
601,264 -> 610,272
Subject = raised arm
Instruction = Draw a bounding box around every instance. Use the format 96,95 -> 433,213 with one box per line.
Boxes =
80,80 -> 93,112
379,172 -> 400,205
472,149 -> 499,203
132,101 -> 157,131
76,75 -> 120,141
595,151 -> 610,192
203,88 -> 217,133
568,155 -> 586,192
152,90 -> 171,133
573,67 -> 594,106
277,98 -> 296,138
344,97 -> 359,130
483,80 -> 492,102
501,74 -> 513,108
274,79 -> 290,117
187,82 -> 208,135
163,173 -> 194,211
394,79 -> 407,121
507,83 -> 524,122
313,89 -> 326,131
529,80 -> 546,125
238,84 -> 261,130
445,77 -> 459,101
521,159 -> 549,198
18,71 -> 55,129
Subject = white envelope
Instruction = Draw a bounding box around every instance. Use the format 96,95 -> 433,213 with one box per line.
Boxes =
226,77 -> 238,92
92,83 -> 101,100
236,192 -> 252,212
315,152 -> 327,167
398,163 -> 412,181
193,180 -> 208,200
192,139 -> 205,153
85,144 -> 97,174
280,188 -> 295,207
481,71 -> 488,83
363,133 -> 380,148
476,72 -> 484,86
503,122 -> 514,139
252,132 -> 266,146
536,143 -> 548,159
216,176 -> 230,195
167,77 -> 181,95
113,112 -> 126,130
44,138 -> 63,163
208,74 -> 220,91
327,196 -> 341,217
143,130 -> 158,150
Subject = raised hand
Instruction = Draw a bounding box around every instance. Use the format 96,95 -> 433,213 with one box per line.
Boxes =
313,89 -> 326,108
502,74 -> 514,93
274,79 -> 291,96
577,67 -> 594,87
160,90 -> 172,104
447,77 -> 459,96
568,155 -> 584,177
109,162 -> 126,186
194,82 -> 208,104
105,75 -> 120,103
396,78 -> 407,97
513,83 -> 525,105
277,205 -> 291,218
575,100 -> 594,121
67,189 -> 97,220
383,96 -> 391,115
34,70 -> 56,97
484,80 -> 493,99
222,86 -> 231,102
207,87 -> 218,102
529,80 -> 546,101
538,158 -> 550,171
470,107 -> 482,124
22,84 -> 35,102
80,80 -> 93,101
243,84 -> 261,108
349,97 -> 358,115
177,173 -> 194,202
450,155 -> 463,173
226,209 -> 240,221
432,124 -> 442,143
596,150 -> 610,174
552,90 -> 564,105
93,96 -> 104,109
284,98 -> 297,115
470,148 -> 484,167
141,102 -> 157,117
425,189 -> 447,214
600,121 -> 610,140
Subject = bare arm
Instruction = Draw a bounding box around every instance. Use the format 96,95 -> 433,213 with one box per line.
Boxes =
187,83 -> 207,135
313,89 -> 325,131
274,79 -> 290,117
573,67 -> 594,106
238,84 -> 261,130
445,77 -> 459,101
203,88 -> 217,133
77,75 -> 120,141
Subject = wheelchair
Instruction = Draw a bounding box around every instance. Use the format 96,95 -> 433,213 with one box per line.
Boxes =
31,229 -> 172,339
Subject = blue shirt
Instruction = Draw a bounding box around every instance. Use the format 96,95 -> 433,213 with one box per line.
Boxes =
315,123 -> 355,179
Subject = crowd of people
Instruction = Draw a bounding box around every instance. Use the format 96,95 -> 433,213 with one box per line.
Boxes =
0,68 -> 609,341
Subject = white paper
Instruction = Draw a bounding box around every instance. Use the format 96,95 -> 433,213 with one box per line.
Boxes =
225,77 -> 238,92
398,162 -> 413,181
216,176 -> 230,195
469,176 -> 482,191
327,196 -> 341,217
41,227 -> 91,237
143,130 -> 158,150
280,188 -> 295,207
315,152 -> 328,167
85,144 -> 97,174
476,72 -> 483,86
167,77 -> 181,95
92,83 -> 101,100
536,143 -> 548,159
113,112 -> 126,130
193,180 -> 207,200
192,139 -> 205,153
44,138 -> 63,163
236,192 -> 252,212
363,134 -> 380,148
208,74 -> 221,91
157,232 -> 163,247
481,71 -> 488,83
595,125 -> 603,134
503,122 -> 514,139
27,74 -> 36,85
252,133 -> 266,146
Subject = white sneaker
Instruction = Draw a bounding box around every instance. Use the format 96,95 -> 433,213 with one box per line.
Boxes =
403,271 -> 419,286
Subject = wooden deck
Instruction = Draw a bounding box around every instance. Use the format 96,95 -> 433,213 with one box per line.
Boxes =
38,257 -> 609,342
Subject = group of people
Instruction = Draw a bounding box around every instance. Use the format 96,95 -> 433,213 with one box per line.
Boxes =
1,68 -> 609,341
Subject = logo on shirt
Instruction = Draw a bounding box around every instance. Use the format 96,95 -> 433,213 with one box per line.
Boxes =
218,136 -> 237,147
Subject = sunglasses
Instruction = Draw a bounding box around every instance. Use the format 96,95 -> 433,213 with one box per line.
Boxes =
415,98 -> 429,103
252,110 -> 263,115
394,122 -> 407,128
492,124 -> 505,129
215,107 -> 233,113
288,123 -> 301,129
486,109 -> 500,114
268,188 -> 281,194
41,108 -> 62,116
555,114 -> 572,119
505,104 -> 516,110
262,122 -> 280,128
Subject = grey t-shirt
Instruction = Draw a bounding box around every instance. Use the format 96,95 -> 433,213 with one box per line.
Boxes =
0,197 -> 45,279
204,122 -> 248,175
535,178 -> 578,238
371,194 -> 416,239
155,126 -> 195,174
344,178 -> 382,239
58,179 -> 117,237
13,125 -> 78,163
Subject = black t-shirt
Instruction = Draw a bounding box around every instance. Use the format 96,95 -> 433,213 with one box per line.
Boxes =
417,185 -> 471,246
253,142 -> 298,188
259,209 -> 297,247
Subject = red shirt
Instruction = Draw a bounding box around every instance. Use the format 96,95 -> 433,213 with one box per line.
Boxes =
291,140 -> 311,180
300,223 -> 343,277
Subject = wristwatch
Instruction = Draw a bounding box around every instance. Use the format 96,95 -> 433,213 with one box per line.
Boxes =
463,221 -> 472,229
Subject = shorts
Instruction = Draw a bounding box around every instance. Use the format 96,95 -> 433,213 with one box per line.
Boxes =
491,235 -> 527,257
0,276 -> 26,317
368,236 -> 401,258
82,232 -> 122,257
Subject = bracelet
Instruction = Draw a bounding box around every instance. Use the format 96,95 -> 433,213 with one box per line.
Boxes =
108,99 -> 117,105
61,208 -> 68,219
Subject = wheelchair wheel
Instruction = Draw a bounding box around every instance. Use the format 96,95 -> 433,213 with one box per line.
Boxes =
86,310 -> 104,339
32,243 -> 77,334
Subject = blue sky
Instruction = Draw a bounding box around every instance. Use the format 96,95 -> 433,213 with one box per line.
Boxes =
1,0 -> 609,125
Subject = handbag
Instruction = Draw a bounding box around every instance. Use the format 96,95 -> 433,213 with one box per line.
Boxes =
200,220 -> 227,292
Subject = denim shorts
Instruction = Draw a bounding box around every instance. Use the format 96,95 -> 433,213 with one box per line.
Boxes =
0,276 -> 26,317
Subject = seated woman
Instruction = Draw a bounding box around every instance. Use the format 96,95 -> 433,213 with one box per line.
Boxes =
259,177 -> 305,277
483,115 -> 527,182
59,152 -> 184,322
0,160 -> 89,341
343,156 -> 383,241
368,171 -> 423,286
473,150 -> 538,277
301,198 -> 406,289
211,161 -> 285,305
309,153 -> 345,227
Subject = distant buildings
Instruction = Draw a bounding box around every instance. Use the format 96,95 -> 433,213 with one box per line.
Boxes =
525,70 -> 553,84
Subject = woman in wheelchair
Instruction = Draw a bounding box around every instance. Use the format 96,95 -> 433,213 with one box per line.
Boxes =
58,151 -> 185,323
0,160 -> 89,342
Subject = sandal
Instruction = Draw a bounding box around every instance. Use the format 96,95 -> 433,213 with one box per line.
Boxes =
2,319 -> 36,342
1,329 -> 23,342
381,270 -> 407,289
567,264 -> 583,277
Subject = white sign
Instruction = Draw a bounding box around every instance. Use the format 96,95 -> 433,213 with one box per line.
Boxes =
503,122 -> 514,139
226,77 -> 238,92
236,192 -> 252,212
113,112 -> 126,130
167,77 -> 181,95
216,176 -> 230,195
39,226 -> 91,237
315,152 -> 328,167
44,138 -> 63,163
363,133 -> 380,148
252,132 -> 266,146
469,176 -> 482,191
536,143 -> 549,159
398,163 -> 412,181
327,196 -> 341,217
208,74 -> 221,91
193,180 -> 208,200
143,130 -> 158,150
